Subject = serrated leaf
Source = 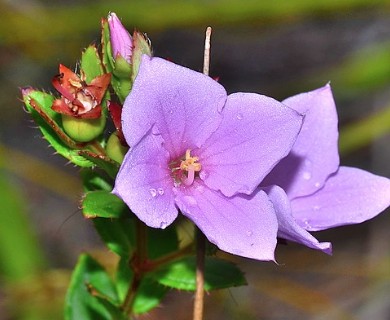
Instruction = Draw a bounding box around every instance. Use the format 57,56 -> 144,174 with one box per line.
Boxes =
93,217 -> 135,258
152,256 -> 247,291
83,190 -> 126,219
65,254 -> 121,320
133,276 -> 168,314
115,257 -> 168,315
81,45 -> 104,83
23,90 -> 94,167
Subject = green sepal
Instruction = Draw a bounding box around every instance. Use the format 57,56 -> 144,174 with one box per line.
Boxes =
151,256 -> 247,291
81,45 -> 104,83
22,89 -> 94,167
93,217 -> 135,258
131,31 -> 152,84
65,254 -> 123,320
116,257 -> 169,315
82,190 -> 126,219
101,18 -> 115,74
111,75 -> 132,104
78,150 -> 119,178
106,132 -> 129,164
113,55 -> 132,79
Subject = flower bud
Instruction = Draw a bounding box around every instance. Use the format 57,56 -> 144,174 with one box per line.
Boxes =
62,115 -> 106,142
106,132 -> 129,163
108,12 -> 133,64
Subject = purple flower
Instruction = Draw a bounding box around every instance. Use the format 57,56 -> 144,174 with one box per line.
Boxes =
262,84 -> 390,253
113,56 -> 304,260
108,12 -> 133,63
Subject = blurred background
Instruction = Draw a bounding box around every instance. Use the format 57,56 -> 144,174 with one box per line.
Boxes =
1,0 -> 390,319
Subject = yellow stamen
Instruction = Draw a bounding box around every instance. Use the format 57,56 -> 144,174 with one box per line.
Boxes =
180,149 -> 202,172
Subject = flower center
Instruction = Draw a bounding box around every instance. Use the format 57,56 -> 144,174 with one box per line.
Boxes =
170,149 -> 201,186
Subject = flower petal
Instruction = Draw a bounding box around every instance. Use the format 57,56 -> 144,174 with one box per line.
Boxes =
122,56 -> 226,157
175,181 -> 278,261
113,133 -> 178,228
198,92 -> 303,197
265,185 -> 332,254
291,166 -> 390,231
108,12 -> 133,63
262,84 -> 339,199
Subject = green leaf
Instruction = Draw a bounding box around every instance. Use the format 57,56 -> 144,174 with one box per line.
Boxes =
81,45 -> 104,83
83,190 -> 126,219
152,256 -> 247,291
23,90 -> 94,167
65,254 -> 121,320
115,257 -> 168,315
80,168 -> 113,192
93,217 -> 135,258
115,257 -> 132,302
147,226 -> 179,260
133,276 -> 169,314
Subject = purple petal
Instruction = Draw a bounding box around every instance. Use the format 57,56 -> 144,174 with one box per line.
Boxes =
122,56 -> 226,158
291,166 -> 390,231
262,84 -> 339,199
175,181 -> 278,261
265,185 -> 332,254
197,92 -> 303,197
108,12 -> 133,63
113,133 -> 178,229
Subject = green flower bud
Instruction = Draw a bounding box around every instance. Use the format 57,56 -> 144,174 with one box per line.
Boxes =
106,132 -> 129,163
62,115 -> 106,142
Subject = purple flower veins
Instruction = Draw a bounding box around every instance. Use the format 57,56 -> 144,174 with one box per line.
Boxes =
113,55 -> 390,261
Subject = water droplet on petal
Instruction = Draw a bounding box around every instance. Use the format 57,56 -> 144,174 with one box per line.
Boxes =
302,219 -> 312,228
157,188 -> 165,195
303,171 -> 311,180
313,205 -> 320,211
236,113 -> 243,120
149,188 -> 157,197
314,182 -> 320,188
160,221 -> 168,229
246,231 -> 253,237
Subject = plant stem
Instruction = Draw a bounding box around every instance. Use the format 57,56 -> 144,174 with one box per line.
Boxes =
193,227 -> 206,320
122,219 -> 148,316
193,25 -> 212,320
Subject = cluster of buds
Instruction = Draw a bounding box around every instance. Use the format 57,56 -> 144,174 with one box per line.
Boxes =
21,13 -> 152,167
